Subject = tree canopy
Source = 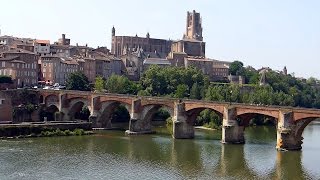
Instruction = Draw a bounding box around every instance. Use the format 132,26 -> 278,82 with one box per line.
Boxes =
0,75 -> 13,84
66,72 -> 90,91
229,61 -> 244,76
105,74 -> 138,94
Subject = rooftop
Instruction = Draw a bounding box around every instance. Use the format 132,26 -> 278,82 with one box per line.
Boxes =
143,58 -> 171,65
35,40 -> 50,44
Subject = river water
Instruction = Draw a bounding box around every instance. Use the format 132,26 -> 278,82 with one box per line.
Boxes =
0,124 -> 320,180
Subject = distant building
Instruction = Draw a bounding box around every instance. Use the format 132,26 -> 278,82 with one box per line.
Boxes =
184,10 -> 203,41
283,66 -> 287,75
228,75 -> 244,85
170,39 -> 205,57
169,10 -> 205,58
212,60 -> 230,81
143,58 -> 171,72
185,57 -> 213,77
0,49 -> 38,87
40,56 -> 80,85
34,40 -> 50,56
50,44 -> 71,57
111,27 -> 172,58
57,34 -> 71,46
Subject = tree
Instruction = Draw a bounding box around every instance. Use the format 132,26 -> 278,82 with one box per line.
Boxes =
105,74 -> 138,94
0,75 -> 13,84
94,76 -> 105,93
66,72 -> 90,91
174,84 -> 188,98
229,61 -> 244,76
140,65 -> 209,97
190,82 -> 202,100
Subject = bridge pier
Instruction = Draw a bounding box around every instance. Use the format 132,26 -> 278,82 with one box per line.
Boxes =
276,111 -> 302,151
126,99 -> 155,135
172,102 -> 194,139
221,107 -> 245,144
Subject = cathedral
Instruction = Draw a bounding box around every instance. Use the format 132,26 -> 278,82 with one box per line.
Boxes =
113,10 -> 229,82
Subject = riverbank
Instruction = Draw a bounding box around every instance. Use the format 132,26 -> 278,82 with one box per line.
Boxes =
0,122 -> 92,138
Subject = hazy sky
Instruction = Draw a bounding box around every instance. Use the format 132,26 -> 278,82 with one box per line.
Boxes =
1,0 -> 319,78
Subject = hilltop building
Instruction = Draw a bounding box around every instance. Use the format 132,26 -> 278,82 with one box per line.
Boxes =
111,27 -> 172,58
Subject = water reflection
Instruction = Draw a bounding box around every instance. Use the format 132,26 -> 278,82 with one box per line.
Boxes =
1,125 -> 320,179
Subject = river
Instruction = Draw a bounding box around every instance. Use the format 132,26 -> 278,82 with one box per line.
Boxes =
0,124 -> 320,179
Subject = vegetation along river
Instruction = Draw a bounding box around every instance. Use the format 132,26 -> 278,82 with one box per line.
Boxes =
0,124 -> 320,179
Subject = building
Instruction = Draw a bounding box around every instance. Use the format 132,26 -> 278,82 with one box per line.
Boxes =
212,60 -> 230,81
170,39 -> 205,57
143,58 -> 171,72
169,10 -> 205,59
184,57 -> 213,77
34,40 -> 50,56
50,44 -> 71,57
90,50 -> 122,80
40,56 -> 80,85
184,10 -> 203,41
57,34 -> 71,46
111,27 -> 172,58
0,49 -> 38,87
83,57 -> 96,82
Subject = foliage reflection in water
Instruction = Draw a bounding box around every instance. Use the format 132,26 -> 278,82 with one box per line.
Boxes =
0,125 -> 319,179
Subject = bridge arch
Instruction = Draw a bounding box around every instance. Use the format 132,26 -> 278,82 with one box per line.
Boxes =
95,101 -> 131,129
185,107 -> 223,126
133,104 -> 174,132
45,94 -> 59,108
68,98 -> 90,121
236,113 -> 277,127
141,104 -> 174,122
45,104 -> 59,121
294,117 -> 319,142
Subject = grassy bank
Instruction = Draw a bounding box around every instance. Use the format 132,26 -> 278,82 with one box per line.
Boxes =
0,128 -> 93,139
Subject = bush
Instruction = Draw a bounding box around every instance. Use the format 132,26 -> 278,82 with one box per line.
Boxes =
74,129 -> 85,136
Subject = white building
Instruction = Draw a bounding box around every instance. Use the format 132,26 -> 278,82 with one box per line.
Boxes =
34,40 -> 50,56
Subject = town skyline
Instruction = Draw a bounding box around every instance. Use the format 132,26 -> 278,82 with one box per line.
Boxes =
1,0 -> 319,78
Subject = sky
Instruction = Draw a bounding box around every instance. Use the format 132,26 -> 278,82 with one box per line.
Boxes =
1,0 -> 319,78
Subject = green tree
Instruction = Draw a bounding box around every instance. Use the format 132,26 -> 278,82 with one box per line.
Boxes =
174,84 -> 188,98
190,83 -> 202,100
94,76 -> 105,92
140,65 -> 209,97
66,72 -> 90,91
229,61 -> 244,75
105,74 -> 138,94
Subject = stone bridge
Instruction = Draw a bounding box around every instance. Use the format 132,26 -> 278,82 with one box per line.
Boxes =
39,89 -> 320,151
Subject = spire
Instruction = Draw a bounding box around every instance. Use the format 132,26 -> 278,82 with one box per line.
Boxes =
112,26 -> 115,37
283,66 -> 287,75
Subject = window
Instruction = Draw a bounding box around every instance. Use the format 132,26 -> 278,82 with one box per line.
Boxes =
17,63 -> 20,68
1,62 -> 5,67
0,99 -> 5,105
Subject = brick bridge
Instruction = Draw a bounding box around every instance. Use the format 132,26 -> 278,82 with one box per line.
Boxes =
39,89 -> 320,151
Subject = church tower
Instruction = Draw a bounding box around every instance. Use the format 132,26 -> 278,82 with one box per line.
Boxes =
112,26 -> 115,37
184,10 -> 203,41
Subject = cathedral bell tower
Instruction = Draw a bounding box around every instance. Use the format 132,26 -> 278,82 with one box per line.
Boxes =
184,10 -> 203,41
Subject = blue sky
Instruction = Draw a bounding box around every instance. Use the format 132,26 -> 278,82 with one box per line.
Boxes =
1,0 -> 319,78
